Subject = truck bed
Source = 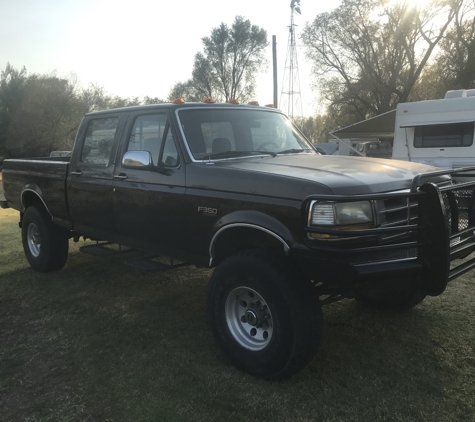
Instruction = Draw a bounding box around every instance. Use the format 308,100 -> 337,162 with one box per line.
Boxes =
2,157 -> 71,222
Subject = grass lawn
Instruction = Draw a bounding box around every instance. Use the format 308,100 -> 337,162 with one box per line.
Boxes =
1,207 -> 475,421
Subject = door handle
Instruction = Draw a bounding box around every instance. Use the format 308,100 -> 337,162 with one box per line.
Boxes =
70,170 -> 82,176
114,173 -> 128,180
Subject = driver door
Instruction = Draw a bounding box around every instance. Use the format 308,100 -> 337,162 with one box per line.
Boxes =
112,111 -> 187,259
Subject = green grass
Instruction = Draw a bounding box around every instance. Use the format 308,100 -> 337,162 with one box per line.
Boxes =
1,208 -> 475,421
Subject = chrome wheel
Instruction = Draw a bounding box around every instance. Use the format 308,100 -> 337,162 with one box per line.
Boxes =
225,286 -> 273,351
27,223 -> 41,257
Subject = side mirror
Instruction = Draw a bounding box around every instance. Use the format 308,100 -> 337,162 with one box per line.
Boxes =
122,151 -> 153,169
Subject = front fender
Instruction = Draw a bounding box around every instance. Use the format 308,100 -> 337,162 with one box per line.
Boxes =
209,210 -> 294,265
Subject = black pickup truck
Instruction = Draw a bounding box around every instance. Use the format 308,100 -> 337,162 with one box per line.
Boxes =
2,100 -> 475,379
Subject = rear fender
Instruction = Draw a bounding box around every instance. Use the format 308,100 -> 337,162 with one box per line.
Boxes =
21,185 -> 53,220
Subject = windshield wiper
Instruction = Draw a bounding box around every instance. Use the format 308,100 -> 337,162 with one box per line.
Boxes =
277,148 -> 308,155
207,150 -> 277,159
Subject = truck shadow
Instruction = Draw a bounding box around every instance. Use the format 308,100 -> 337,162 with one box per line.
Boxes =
1,248 -> 474,421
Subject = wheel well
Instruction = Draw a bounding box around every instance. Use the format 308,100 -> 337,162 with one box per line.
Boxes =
22,191 -> 51,217
211,226 -> 288,266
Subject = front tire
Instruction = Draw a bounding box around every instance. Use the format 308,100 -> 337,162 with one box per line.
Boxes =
207,250 -> 323,379
21,206 -> 69,272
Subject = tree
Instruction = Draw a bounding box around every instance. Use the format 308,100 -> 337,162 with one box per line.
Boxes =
142,96 -> 165,105
5,75 -> 84,156
434,0 -> 475,90
407,61 -> 451,101
0,64 -> 160,158
168,79 -> 203,102
302,0 -> 457,122
297,112 -> 354,144
374,0 -> 475,102
0,63 -> 27,155
169,16 -> 268,102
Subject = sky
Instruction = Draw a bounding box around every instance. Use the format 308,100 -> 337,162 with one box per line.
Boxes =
0,0 -> 340,116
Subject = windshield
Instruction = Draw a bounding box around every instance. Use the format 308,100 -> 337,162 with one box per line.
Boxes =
177,108 -> 315,160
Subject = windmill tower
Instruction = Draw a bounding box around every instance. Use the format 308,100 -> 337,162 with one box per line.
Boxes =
280,0 -> 303,120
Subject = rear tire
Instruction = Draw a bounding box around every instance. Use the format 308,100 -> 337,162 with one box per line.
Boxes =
207,250 -> 323,379
21,206 -> 69,272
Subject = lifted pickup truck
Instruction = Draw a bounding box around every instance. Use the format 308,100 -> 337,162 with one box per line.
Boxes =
3,100 -> 475,379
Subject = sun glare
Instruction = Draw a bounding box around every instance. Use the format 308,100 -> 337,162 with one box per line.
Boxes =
386,0 -> 435,10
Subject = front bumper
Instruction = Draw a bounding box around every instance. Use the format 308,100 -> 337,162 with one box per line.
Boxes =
298,168 -> 475,297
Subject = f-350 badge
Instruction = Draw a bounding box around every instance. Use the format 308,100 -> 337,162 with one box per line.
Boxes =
198,206 -> 218,216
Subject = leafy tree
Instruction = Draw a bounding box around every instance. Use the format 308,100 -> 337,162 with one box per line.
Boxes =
435,0 -> 475,90
5,75 -> 84,156
297,111 -> 357,144
407,63 -> 450,101
295,115 -> 330,143
168,79 -> 203,102
142,96 -> 165,105
0,64 -> 163,158
302,0 -> 457,122
169,16 -> 268,102
0,63 -> 27,155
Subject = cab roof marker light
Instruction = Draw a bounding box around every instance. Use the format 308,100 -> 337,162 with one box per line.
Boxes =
202,97 -> 215,103
248,101 -> 259,106
172,97 -> 185,104
265,104 -> 275,108
227,99 -> 240,104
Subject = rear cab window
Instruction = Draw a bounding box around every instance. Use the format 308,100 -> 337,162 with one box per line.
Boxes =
81,117 -> 120,167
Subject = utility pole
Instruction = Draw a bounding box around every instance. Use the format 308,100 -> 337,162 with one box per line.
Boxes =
273,35 -> 278,108
280,0 -> 303,120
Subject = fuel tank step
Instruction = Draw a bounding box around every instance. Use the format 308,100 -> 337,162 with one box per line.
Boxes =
79,241 -> 188,272
125,255 -> 189,272
79,241 -> 132,257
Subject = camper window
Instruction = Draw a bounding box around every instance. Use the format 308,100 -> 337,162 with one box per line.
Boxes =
414,123 -> 473,148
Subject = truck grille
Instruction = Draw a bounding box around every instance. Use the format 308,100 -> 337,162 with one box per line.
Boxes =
375,196 -> 418,242
374,184 -> 475,249
440,186 -> 475,245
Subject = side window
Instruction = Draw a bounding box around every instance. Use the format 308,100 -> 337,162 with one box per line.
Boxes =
127,114 -> 179,167
82,117 -> 119,166
414,123 -> 474,148
162,135 -> 179,166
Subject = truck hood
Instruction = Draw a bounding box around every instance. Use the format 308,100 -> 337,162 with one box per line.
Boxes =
214,154 -> 445,195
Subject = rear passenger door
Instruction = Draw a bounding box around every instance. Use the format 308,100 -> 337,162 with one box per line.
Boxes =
112,111 -> 187,259
68,113 -> 125,237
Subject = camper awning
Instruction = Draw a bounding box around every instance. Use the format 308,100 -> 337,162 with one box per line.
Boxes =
400,119 -> 475,128
331,110 -> 396,138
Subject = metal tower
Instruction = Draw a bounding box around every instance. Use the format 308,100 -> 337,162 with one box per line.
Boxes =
280,0 -> 303,120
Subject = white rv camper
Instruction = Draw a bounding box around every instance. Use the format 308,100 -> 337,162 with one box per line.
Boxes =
392,90 -> 475,169
331,89 -> 475,171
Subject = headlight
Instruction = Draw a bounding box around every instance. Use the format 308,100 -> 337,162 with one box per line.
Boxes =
309,200 -> 373,226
